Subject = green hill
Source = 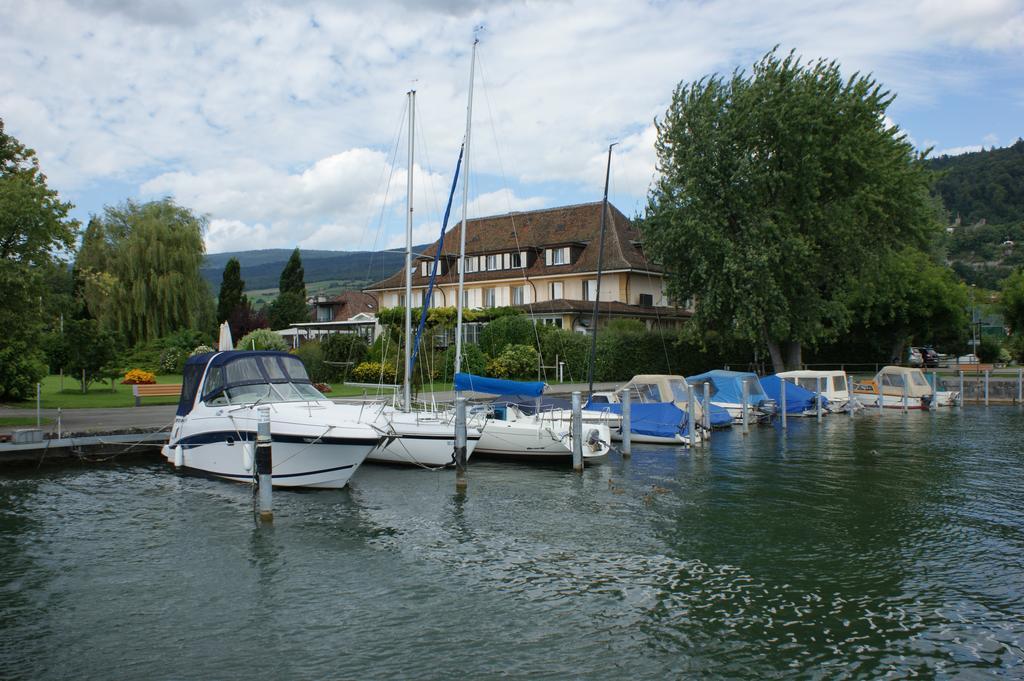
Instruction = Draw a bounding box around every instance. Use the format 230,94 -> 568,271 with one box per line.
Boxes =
202,245 -> 429,300
927,139 -> 1024,288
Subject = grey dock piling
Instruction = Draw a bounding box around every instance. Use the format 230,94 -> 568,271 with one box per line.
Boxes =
902,382 -> 909,413
688,387 -> 698,448
741,379 -> 749,435
815,376 -> 823,423
780,378 -> 787,430
984,370 -> 990,406
959,370 -> 965,407
878,380 -> 884,416
620,389 -> 631,457
571,391 -> 583,472
455,396 -> 468,490
703,382 -> 711,434
256,406 -> 273,522
36,383 -> 41,427
1018,368 -> 1023,404
56,408 -> 62,439
930,371 -> 938,411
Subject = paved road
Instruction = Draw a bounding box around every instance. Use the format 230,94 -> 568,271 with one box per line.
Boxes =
0,381 -> 622,436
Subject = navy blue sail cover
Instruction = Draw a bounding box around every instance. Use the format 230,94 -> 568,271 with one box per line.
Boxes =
454,372 -> 545,397
759,375 -> 827,414
176,351 -> 313,416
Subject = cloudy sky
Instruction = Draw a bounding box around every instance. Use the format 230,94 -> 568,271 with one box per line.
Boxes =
2,0 -> 1023,254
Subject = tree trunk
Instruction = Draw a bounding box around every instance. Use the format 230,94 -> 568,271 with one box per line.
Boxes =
784,341 -> 802,371
766,339 -> 786,374
890,338 -> 905,365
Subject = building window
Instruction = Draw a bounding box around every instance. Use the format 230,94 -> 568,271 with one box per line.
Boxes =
512,285 -> 525,305
398,293 -> 406,308
484,287 -> 496,308
486,254 -> 499,271
540,317 -> 562,328
421,262 -> 429,277
462,322 -> 481,345
549,281 -> 563,299
462,289 -> 470,309
638,293 -> 653,307
316,306 -> 333,322
547,247 -> 566,265
583,279 -> 598,302
510,252 -> 523,268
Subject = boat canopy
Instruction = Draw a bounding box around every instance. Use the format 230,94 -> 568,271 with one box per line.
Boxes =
588,401 -> 691,438
686,370 -> 769,405
454,372 -> 545,397
489,394 -> 572,414
760,375 -> 826,414
177,351 -> 320,416
875,366 -> 933,398
621,375 -> 692,404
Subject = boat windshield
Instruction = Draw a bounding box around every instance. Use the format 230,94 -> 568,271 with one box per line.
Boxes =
796,377 -> 819,391
833,375 -> 846,392
201,354 -> 326,406
911,372 -> 929,387
667,379 -> 690,402
747,379 -> 767,398
629,384 -> 662,402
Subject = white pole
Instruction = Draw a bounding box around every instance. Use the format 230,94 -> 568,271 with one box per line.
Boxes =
256,406 -> 273,521
703,382 -> 711,432
878,378 -> 884,416
57,408 -> 62,439
984,370 -> 990,406
741,379 -> 749,435
688,386 -> 698,448
959,370 -> 964,407
780,377 -> 787,430
455,396 -> 467,490
930,371 -> 938,411
902,380 -> 908,413
36,383 -> 41,427
403,90 -> 415,412
571,391 -> 583,472
453,40 -> 477,376
815,375 -> 823,422
620,388 -> 631,457
1018,368 -> 1023,404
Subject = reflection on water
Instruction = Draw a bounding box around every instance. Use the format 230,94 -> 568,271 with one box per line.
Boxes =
1,407 -> 1023,679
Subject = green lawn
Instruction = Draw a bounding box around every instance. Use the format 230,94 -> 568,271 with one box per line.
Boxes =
3,374 -> 184,410
0,416 -> 53,427
2,375 -> 456,410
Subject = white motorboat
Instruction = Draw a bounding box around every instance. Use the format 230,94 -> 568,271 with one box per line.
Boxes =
162,351 -> 383,489
776,370 -> 857,412
852,365 -> 959,409
686,370 -> 777,424
590,374 -> 705,444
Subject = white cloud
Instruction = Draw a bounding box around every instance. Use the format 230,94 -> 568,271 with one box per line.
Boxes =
2,0 -> 1022,251
936,145 -> 984,157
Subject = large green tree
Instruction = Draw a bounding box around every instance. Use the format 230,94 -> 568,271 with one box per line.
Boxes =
266,247 -> 308,329
1002,269 -> 1024,335
279,247 -> 306,297
79,199 -> 214,345
217,257 -> 246,323
0,119 -> 78,399
644,49 -> 940,372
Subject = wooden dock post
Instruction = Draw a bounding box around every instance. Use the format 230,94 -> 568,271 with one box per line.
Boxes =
455,396 -> 468,490
256,406 -> 273,521
620,389 -> 631,457
571,391 -> 583,472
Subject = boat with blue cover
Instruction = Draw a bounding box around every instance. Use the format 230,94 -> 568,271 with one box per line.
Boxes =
759,374 -> 826,416
686,370 -> 777,424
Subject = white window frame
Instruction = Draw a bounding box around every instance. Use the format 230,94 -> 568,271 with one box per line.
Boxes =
583,279 -> 598,302
486,254 -> 499,271
484,287 -> 496,308
549,281 -> 563,300
511,285 -> 525,305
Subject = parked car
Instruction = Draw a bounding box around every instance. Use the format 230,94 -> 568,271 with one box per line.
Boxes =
920,346 -> 940,368
908,347 -> 923,367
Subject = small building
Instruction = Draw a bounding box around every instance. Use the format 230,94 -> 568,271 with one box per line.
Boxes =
364,201 -> 690,334
286,291 -> 380,346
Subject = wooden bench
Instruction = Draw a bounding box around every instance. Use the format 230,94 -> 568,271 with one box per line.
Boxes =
133,383 -> 182,406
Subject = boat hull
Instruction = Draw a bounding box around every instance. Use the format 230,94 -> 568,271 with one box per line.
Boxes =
474,419 -> 612,460
853,391 -> 959,409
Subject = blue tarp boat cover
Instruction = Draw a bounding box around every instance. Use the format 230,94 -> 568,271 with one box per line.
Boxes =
454,372 -> 545,397
706,403 -> 734,427
586,401 -> 690,438
687,370 -> 770,406
759,375 -> 826,414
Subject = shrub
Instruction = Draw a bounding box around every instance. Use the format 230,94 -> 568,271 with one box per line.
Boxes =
537,327 -> 590,382
351,361 -> 398,384
0,341 -> 47,401
486,344 -> 539,379
159,347 -> 184,374
191,344 -> 214,356
237,328 -> 289,352
976,336 -> 1002,364
321,333 -> 369,381
440,343 -> 489,380
479,314 -> 537,357
292,341 -> 329,383
123,369 -> 156,385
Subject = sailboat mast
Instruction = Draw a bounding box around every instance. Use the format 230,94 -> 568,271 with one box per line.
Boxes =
586,142 -> 616,399
454,39 -> 477,376
403,89 -> 415,412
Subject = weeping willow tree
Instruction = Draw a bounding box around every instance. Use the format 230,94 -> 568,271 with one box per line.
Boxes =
79,199 -> 213,346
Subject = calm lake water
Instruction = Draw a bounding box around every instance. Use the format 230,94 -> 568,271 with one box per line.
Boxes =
2,407 -> 1023,679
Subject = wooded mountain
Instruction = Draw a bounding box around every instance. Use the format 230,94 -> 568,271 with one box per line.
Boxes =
927,139 -> 1024,288
201,246 -> 429,295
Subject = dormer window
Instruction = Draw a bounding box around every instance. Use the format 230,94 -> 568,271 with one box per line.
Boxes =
510,252 -> 523,268
486,254 -> 499,271
545,247 -> 569,266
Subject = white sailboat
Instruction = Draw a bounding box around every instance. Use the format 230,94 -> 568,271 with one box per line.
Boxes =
366,88 -> 483,466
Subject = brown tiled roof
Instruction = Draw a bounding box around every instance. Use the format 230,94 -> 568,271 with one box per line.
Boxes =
316,291 -> 378,322
365,202 -> 658,291
518,299 -> 690,319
